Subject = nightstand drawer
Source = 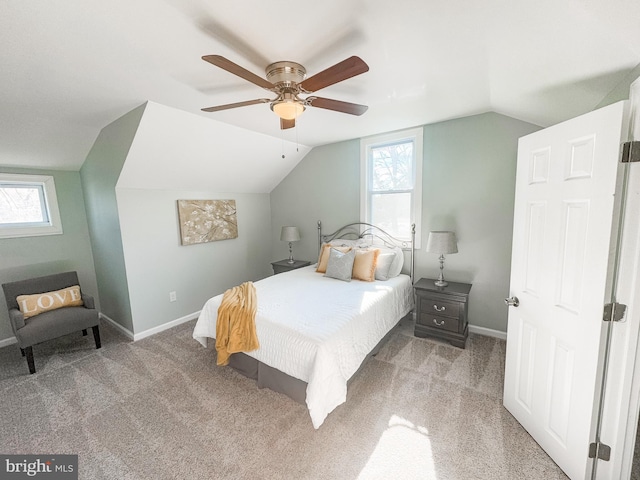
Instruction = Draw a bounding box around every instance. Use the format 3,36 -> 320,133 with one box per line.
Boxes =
418,313 -> 459,333
418,297 -> 459,318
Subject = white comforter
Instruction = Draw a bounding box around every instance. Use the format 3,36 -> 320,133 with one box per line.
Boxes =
193,265 -> 414,428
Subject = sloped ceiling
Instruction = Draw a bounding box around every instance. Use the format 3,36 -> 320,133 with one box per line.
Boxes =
2,0 -> 640,171
117,102 -> 311,193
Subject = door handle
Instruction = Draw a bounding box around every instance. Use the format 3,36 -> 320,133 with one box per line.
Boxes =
505,296 -> 520,307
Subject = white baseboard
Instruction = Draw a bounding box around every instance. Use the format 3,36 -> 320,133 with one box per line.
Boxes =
1,311 -> 201,349
132,311 -> 200,342
0,336 -> 18,349
469,324 -> 507,340
99,313 -> 134,340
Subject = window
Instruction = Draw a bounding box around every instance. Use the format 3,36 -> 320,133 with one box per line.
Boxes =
0,173 -> 63,238
361,127 -> 423,247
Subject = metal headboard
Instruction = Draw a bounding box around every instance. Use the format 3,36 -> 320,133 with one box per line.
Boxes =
317,221 -> 415,283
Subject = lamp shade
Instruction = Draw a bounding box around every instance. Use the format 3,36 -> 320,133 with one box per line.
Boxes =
426,231 -> 458,254
280,226 -> 300,242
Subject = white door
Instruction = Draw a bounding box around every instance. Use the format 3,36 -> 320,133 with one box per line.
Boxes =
503,101 -> 629,479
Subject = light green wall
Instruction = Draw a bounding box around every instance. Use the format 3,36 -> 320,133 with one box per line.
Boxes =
0,108 -> 539,343
270,139 -> 360,263
80,104 -> 146,332
117,189 -> 272,334
0,168 -> 98,342
270,112 -> 541,333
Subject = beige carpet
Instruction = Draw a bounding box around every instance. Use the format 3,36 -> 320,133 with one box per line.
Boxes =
0,316 -> 568,479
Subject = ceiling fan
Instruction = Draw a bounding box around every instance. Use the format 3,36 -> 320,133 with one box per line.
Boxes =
201,55 -> 369,129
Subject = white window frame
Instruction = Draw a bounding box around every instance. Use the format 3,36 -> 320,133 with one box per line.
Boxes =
360,127 -> 423,248
0,173 -> 63,239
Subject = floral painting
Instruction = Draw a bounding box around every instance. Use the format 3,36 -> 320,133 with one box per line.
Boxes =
177,199 -> 238,245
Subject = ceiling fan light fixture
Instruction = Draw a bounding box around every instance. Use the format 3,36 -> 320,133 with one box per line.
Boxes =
272,100 -> 305,120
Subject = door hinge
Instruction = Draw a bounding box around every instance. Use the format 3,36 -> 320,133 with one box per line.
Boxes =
603,302 -> 627,322
621,141 -> 640,163
589,441 -> 611,461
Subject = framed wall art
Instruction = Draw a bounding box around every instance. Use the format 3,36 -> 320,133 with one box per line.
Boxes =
177,199 -> 238,245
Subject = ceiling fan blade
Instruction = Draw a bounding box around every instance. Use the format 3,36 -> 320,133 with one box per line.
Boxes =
280,118 -> 295,130
202,55 -> 275,91
299,56 -> 369,93
307,97 -> 368,116
201,98 -> 271,112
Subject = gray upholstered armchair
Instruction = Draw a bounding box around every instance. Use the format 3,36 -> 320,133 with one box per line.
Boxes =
2,271 -> 101,374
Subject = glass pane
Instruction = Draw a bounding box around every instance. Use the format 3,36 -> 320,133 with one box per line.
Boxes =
0,186 -> 46,224
371,192 -> 411,239
371,141 -> 413,191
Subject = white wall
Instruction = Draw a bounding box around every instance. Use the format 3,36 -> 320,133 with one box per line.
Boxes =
117,188 -> 272,335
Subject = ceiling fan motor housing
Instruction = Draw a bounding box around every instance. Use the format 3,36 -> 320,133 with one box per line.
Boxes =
265,61 -> 306,87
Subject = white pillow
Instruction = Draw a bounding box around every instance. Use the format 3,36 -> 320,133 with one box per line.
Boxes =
374,246 -> 404,279
375,252 -> 396,281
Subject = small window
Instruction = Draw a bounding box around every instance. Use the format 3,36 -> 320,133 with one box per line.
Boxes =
360,127 -> 423,247
0,173 -> 63,238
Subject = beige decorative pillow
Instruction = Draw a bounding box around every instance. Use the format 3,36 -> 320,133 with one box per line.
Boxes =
17,285 -> 84,319
316,244 -> 352,273
352,248 -> 380,282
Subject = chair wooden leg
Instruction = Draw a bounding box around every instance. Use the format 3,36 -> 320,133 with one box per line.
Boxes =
25,346 -> 35,374
20,347 -> 25,357
92,325 -> 101,349
82,329 -> 88,336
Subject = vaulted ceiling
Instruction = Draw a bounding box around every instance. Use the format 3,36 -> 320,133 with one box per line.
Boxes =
2,0 -> 640,170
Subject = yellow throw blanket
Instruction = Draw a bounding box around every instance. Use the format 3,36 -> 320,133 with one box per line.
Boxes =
215,281 -> 259,366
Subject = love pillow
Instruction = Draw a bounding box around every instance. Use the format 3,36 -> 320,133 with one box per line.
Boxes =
17,285 -> 84,319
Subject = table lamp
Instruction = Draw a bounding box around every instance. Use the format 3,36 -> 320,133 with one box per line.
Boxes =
426,231 -> 458,287
280,226 -> 301,264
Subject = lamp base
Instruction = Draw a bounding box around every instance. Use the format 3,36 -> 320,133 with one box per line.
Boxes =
287,242 -> 295,263
434,254 -> 448,287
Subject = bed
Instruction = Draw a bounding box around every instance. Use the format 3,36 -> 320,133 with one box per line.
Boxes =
192,222 -> 415,428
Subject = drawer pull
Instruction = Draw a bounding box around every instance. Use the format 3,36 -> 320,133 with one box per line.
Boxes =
433,318 -> 445,326
433,304 -> 446,312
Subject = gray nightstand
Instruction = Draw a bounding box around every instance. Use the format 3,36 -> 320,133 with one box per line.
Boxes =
271,259 -> 311,275
413,278 -> 472,348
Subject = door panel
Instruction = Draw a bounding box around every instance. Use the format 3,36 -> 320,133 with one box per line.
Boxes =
546,337 -> 573,446
504,101 -> 629,479
524,201 -> 546,295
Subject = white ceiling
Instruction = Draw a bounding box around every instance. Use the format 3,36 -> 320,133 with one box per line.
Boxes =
2,0 -> 640,171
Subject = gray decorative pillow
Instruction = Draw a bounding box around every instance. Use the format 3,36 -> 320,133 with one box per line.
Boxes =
324,247 -> 356,282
